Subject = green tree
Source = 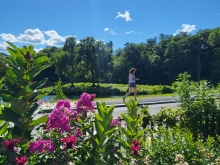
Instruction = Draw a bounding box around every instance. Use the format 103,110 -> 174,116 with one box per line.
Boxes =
79,37 -> 98,86
63,36 -> 78,86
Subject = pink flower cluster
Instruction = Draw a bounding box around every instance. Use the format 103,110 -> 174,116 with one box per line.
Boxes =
28,139 -> 56,154
47,100 -> 78,133
110,119 -> 121,127
75,93 -> 96,112
15,155 -> 28,165
61,135 -> 77,150
2,139 -> 20,153
130,139 -> 141,156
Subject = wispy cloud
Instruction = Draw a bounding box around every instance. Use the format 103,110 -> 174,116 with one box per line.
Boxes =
104,28 -> 109,31
110,31 -> 117,35
115,10 -> 132,22
125,31 -> 135,34
173,24 -> 196,36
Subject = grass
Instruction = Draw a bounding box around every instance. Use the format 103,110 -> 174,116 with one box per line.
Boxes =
68,93 -> 176,102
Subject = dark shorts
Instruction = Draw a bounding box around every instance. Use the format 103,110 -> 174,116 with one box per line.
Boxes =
129,82 -> 136,87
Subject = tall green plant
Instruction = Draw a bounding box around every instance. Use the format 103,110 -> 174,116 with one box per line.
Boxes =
174,72 -> 220,139
0,42 -> 50,153
54,78 -> 66,100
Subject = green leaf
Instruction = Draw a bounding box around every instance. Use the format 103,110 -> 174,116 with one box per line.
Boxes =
136,115 -> 144,125
121,113 -> 132,124
1,108 -> 21,127
136,129 -> 145,138
29,64 -> 50,79
0,93 -> 14,102
6,41 -> 18,50
96,102 -> 104,118
95,113 -> 103,121
104,104 -> 115,121
32,56 -> 49,66
0,122 -> 8,135
30,78 -> 48,90
95,120 -> 104,134
104,127 -> 115,136
104,117 -> 112,130
28,115 -> 48,129
36,91 -> 51,101
6,47 -> 17,59
119,137 -> 130,149
17,86 -> 33,97
11,98 -> 28,114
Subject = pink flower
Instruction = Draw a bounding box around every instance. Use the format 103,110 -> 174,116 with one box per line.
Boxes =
2,139 -> 20,153
90,93 -> 96,101
130,139 -> 141,156
110,119 -> 121,127
28,139 -> 56,154
47,107 -> 71,134
61,135 -> 77,150
75,128 -> 83,137
75,93 -> 95,112
15,155 -> 28,165
55,100 -> 71,109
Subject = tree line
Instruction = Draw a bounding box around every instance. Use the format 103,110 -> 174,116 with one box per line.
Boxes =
1,27 -> 220,86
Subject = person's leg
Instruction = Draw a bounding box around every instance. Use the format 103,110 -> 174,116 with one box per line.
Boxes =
133,87 -> 137,100
123,87 -> 133,101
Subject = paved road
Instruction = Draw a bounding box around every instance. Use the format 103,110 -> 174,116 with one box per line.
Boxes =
38,95 -> 179,110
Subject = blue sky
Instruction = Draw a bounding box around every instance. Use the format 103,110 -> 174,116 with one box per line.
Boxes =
0,0 -> 220,53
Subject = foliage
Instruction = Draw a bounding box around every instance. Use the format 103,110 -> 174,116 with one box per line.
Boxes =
0,42 -> 50,163
146,126 -> 220,165
39,82 -> 174,97
54,78 -> 66,100
174,72 -> 220,139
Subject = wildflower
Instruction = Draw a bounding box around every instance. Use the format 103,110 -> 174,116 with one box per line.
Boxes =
110,119 -> 121,127
130,139 -> 141,156
47,107 -> 71,134
131,158 -> 137,165
75,128 -> 83,137
28,139 -> 56,154
15,155 -> 28,165
174,154 -> 188,165
2,139 -> 20,153
61,135 -> 77,150
75,92 -> 95,112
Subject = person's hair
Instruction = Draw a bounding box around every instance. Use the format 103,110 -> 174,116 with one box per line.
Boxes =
129,68 -> 137,73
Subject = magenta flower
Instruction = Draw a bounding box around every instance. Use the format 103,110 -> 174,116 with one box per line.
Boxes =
61,135 -> 77,150
130,139 -> 141,156
47,107 -> 71,134
55,100 -> 71,109
110,119 -> 121,127
75,128 -> 83,137
28,139 -> 56,154
75,92 -> 95,112
15,155 -> 28,165
90,93 -> 96,101
2,139 -> 20,153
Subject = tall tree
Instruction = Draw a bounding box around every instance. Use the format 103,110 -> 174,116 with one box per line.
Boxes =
79,37 -> 97,86
63,37 -> 77,86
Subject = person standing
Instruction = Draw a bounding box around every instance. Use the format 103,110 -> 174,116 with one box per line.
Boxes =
123,68 -> 140,102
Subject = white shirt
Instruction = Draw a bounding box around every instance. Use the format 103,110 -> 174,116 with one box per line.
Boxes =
129,73 -> 135,83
